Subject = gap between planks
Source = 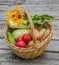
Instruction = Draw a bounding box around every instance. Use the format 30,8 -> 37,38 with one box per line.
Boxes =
0,50 -> 59,65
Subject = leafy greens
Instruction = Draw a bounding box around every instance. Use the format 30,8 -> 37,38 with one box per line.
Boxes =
23,14 -> 58,26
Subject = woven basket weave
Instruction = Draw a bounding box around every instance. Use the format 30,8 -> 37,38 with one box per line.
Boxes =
4,11 -> 54,59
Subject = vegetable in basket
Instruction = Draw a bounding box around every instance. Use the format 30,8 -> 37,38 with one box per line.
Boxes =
6,32 -> 15,44
12,29 -> 30,39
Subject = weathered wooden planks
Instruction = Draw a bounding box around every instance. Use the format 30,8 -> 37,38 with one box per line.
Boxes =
0,0 -> 59,5
0,50 -> 59,65
46,40 -> 59,52
0,0 -> 23,5
0,5 -> 59,21
1,5 -> 59,11
0,5 -> 59,20
1,61 -> 59,65
23,0 -> 59,5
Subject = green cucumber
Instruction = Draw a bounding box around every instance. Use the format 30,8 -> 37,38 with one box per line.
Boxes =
12,29 -> 30,39
40,28 -> 46,36
6,32 -> 16,45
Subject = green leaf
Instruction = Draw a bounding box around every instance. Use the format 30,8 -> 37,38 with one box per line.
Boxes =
23,14 -> 58,26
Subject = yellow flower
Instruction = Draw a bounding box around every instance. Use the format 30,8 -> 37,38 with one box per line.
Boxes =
6,2 -> 24,24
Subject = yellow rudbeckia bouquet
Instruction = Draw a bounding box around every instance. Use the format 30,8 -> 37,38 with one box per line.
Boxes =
6,3 -> 29,28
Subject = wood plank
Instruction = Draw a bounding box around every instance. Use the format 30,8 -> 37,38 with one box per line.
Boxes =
0,0 -> 59,5
0,0 -> 22,5
46,40 -> 59,52
23,0 -> 59,5
0,39 -> 59,52
0,21 -> 6,38
1,61 -> 59,65
9,5 -> 59,11
0,5 -> 8,11
0,50 -> 59,65
1,5 -> 59,11
0,5 -> 59,20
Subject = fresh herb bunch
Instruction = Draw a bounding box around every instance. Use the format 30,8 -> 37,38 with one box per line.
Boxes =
23,14 -> 58,26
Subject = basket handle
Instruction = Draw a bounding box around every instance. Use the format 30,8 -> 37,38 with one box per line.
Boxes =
24,10 -> 37,44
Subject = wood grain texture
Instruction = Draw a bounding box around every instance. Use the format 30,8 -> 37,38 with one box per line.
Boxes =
1,61 -> 59,65
0,0 -> 59,5
0,5 -> 59,20
0,50 -> 59,65
23,0 -> 59,5
0,0 -> 23,5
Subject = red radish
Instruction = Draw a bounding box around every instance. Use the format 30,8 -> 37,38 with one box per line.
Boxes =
16,37 -> 22,42
22,34 -> 32,43
15,41 -> 26,48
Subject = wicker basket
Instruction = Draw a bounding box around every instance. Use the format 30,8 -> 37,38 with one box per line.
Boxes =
4,11 -> 54,59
